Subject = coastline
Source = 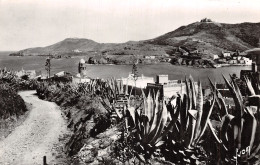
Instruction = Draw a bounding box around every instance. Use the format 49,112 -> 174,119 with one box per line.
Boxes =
214,63 -> 252,68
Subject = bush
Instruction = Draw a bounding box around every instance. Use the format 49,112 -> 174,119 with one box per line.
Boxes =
0,84 -> 27,119
90,113 -> 111,137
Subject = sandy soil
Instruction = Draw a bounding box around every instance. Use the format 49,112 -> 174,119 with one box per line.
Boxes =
0,91 -> 68,165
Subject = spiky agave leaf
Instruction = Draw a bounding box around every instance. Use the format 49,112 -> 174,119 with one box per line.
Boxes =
150,99 -> 168,144
146,91 -> 164,141
207,120 -> 222,144
244,76 -> 256,96
179,94 -> 188,140
185,77 -> 192,111
228,75 -> 245,150
223,75 -> 244,119
196,93 -> 216,143
143,91 -> 154,139
243,108 -> 257,154
220,114 -> 235,151
159,100 -> 180,139
223,75 -> 244,151
249,129 -> 260,160
126,89 -> 172,161
208,77 -> 228,116
189,75 -> 197,109
187,109 -> 198,148
194,81 -> 203,142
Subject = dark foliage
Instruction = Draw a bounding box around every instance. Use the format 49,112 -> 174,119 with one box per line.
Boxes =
90,113 -> 111,137
0,84 -> 27,119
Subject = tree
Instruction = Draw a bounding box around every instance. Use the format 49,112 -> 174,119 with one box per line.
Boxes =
45,57 -> 51,78
132,63 -> 139,96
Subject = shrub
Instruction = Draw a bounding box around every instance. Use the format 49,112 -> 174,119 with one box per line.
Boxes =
0,83 -> 27,119
90,113 -> 111,137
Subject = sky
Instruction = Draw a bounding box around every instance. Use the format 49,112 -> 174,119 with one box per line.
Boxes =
0,0 -> 260,51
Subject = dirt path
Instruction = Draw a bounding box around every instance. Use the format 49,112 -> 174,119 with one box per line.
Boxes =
0,91 -> 68,165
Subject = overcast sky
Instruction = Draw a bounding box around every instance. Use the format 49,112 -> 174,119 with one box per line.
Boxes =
0,0 -> 260,51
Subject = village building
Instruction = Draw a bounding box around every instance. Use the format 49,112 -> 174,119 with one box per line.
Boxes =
229,60 -> 237,64
147,74 -> 198,99
159,75 -> 198,98
72,74 -> 91,83
238,60 -> 245,64
72,49 -> 82,53
222,51 -> 231,57
144,55 -> 156,59
243,57 -> 252,65
54,71 -> 71,78
237,56 -> 242,60
212,54 -> 219,60
120,73 -> 154,89
240,53 -> 260,81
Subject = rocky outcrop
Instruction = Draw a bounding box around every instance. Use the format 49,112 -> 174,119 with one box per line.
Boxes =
74,126 -> 121,164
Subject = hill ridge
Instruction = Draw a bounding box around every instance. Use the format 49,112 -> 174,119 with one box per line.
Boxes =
13,20 -> 260,58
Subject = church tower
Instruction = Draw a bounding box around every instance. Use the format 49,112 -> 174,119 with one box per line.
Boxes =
78,59 -> 87,76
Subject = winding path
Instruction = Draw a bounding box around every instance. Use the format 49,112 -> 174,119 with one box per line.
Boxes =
0,91 -> 68,165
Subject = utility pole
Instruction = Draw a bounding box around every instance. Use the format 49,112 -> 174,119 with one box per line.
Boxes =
45,57 -> 51,78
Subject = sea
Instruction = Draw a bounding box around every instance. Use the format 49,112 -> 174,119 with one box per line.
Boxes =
0,51 -> 252,86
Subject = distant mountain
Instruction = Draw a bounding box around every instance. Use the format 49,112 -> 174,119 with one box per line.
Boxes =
146,21 -> 260,56
16,38 -> 101,55
13,20 -> 260,58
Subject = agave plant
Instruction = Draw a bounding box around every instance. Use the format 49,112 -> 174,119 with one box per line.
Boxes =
209,75 -> 260,163
125,76 -> 218,164
106,78 -> 124,98
162,76 -> 218,164
125,90 -> 178,162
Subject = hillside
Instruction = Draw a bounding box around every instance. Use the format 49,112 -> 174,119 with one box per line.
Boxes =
12,20 -> 260,60
15,38 -> 101,55
147,21 -> 260,57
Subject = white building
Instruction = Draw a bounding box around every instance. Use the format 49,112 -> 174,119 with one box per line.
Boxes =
243,57 -> 252,65
154,74 -> 198,98
212,54 -> 219,60
120,73 -> 154,88
73,49 -> 82,53
222,51 -> 231,57
229,60 -> 238,64
54,71 -> 66,77
144,55 -> 156,59
120,73 -> 198,99
72,73 -> 91,83
156,75 -> 169,84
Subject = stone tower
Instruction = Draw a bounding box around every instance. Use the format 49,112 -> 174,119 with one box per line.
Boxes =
78,59 -> 87,76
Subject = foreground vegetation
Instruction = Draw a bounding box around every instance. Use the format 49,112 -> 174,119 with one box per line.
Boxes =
0,68 -> 37,118
0,68 -> 36,139
1,66 -> 260,164
34,75 -> 260,164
